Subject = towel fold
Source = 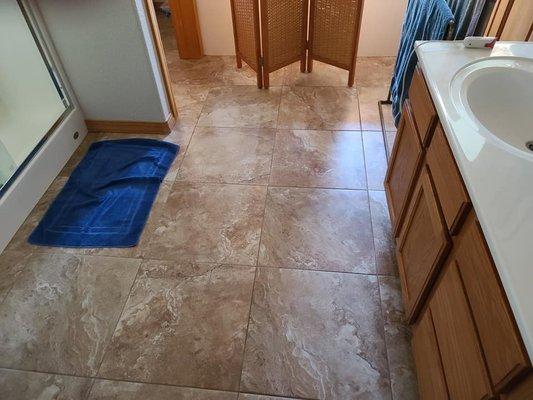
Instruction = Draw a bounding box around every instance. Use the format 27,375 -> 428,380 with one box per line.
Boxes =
390,0 -> 454,126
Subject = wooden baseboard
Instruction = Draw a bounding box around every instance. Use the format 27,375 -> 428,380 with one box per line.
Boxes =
85,115 -> 175,135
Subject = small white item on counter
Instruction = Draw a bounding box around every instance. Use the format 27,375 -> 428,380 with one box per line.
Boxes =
463,36 -> 497,49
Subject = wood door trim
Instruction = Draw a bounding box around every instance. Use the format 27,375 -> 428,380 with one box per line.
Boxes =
168,0 -> 204,59
144,0 -> 178,120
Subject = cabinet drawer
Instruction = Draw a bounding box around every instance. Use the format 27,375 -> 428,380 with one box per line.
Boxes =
410,66 -> 438,145
455,212 -> 530,391
427,124 -> 471,234
430,259 -> 493,400
412,307 -> 449,400
397,165 -> 450,321
385,100 -> 423,237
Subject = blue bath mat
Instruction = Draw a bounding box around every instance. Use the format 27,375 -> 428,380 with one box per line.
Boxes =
29,139 -> 179,248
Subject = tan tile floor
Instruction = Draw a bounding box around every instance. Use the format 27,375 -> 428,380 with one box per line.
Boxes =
0,12 -> 418,400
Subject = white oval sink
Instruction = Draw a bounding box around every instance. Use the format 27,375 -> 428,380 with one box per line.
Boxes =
450,57 -> 533,154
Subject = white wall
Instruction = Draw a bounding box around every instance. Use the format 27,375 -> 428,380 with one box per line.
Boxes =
194,0 -> 407,57
36,0 -> 169,122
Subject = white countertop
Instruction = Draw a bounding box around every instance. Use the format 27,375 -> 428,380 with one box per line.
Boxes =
415,41 -> 533,359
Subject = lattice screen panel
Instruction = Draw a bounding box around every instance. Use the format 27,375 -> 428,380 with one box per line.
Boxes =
230,0 -> 262,83
261,0 -> 308,77
309,0 -> 363,78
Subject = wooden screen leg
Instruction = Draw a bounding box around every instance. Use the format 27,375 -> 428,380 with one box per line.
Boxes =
263,70 -> 270,89
300,53 -> 306,73
236,54 -> 243,69
307,57 -> 313,73
348,67 -> 355,87
257,68 -> 263,89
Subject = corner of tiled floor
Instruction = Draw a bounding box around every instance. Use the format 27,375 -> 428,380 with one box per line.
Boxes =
0,15 -> 417,400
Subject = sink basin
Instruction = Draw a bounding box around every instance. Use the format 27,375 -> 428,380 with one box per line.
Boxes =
450,57 -> 533,154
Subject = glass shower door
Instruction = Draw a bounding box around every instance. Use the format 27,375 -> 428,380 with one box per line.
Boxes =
0,0 -> 69,189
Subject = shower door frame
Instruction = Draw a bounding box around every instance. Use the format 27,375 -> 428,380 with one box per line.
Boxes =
0,0 -> 87,252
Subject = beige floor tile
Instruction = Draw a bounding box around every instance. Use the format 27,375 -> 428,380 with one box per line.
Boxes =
284,61 -> 351,87
259,187 -> 375,273
239,395 -> 300,400
0,253 -> 139,376
143,183 -> 266,265
0,368 -> 92,400
169,56 -> 227,86
240,268 -> 391,399
278,86 -> 360,130
221,56 -> 286,86
98,262 -> 255,391
369,191 -> 397,276
173,84 -> 211,126
379,276 -> 419,400
168,55 -> 284,87
357,85 -> 396,131
363,131 -> 388,191
161,126 -> 196,180
355,57 -> 395,87
0,251 -> 33,303
198,86 -> 281,128
269,130 -> 366,189
178,127 -> 275,184
89,379 -> 238,400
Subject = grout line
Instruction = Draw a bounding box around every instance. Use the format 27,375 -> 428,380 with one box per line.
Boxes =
171,180 -> 375,192
0,365 -> 241,397
363,112 -> 395,398
92,259 -> 143,388
236,266 -> 258,394
171,82 -> 210,185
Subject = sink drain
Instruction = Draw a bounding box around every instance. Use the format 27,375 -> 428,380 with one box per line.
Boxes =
526,141 -> 533,152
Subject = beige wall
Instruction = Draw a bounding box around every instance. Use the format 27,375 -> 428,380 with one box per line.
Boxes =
196,0 -> 406,57
196,0 -> 236,55
358,0 -> 407,57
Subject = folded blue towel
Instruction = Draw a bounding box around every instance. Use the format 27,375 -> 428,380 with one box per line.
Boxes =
391,0 -> 454,125
29,139 -> 178,248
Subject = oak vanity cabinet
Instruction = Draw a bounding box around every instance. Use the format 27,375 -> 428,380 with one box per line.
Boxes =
386,65 -> 532,399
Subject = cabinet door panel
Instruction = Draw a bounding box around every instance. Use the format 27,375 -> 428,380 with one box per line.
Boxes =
430,260 -> 492,400
427,124 -> 471,234
412,308 -> 449,400
456,213 -> 530,390
397,166 -> 450,321
385,100 -> 423,237
409,66 -> 437,145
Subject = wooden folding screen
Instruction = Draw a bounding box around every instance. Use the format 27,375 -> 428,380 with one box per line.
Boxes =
230,0 -> 263,87
308,0 -> 364,87
230,0 -> 364,88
